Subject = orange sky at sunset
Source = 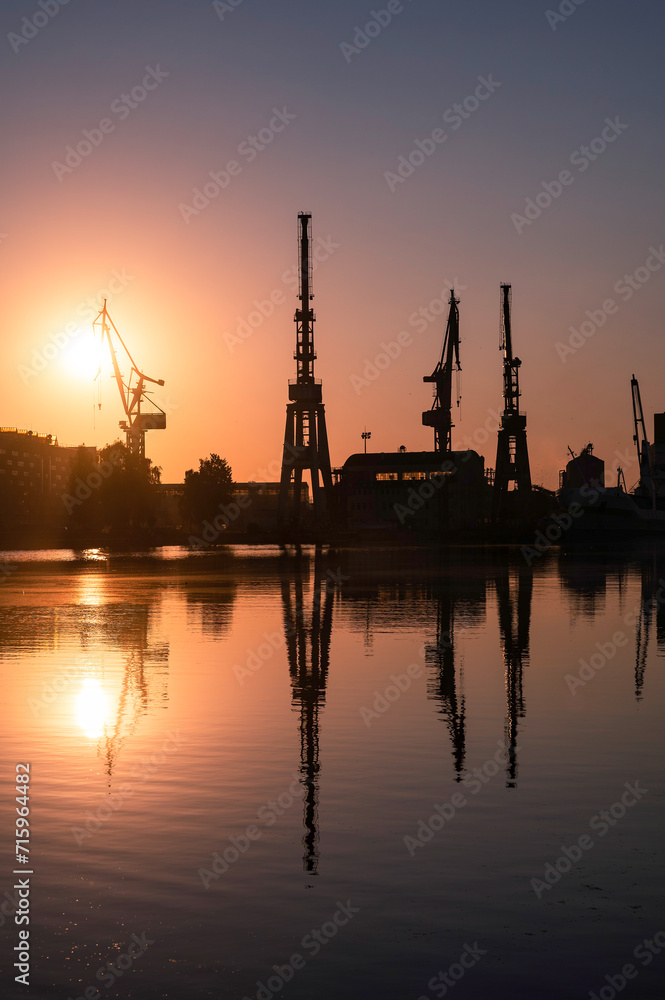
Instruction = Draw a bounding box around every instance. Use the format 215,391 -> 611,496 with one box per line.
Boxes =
3,0 -> 664,490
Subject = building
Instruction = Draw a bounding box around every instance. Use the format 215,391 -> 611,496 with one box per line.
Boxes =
559,443 -> 605,490
234,482 -> 310,532
334,450 -> 488,534
0,427 -> 97,505
157,482 -> 311,535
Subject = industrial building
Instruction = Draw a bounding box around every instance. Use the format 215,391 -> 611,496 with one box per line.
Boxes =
334,450 -> 487,534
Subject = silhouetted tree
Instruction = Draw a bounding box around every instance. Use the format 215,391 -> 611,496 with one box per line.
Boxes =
64,441 -> 161,538
181,453 -> 234,528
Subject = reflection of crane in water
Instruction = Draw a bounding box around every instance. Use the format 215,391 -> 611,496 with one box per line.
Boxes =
76,599 -> 169,781
279,554 -> 334,874
634,553 -> 665,701
495,567 -> 532,788
425,585 -> 466,781
635,585 -> 651,702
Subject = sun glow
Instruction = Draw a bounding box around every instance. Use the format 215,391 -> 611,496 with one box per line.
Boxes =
76,678 -> 109,739
61,330 -> 103,380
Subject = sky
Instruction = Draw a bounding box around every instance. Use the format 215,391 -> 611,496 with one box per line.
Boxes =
1,0 -> 663,489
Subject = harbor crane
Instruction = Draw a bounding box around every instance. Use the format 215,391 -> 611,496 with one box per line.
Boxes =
422,289 -> 461,454
631,374 -> 652,482
93,300 -> 166,460
277,213 -> 334,526
493,284 -> 531,519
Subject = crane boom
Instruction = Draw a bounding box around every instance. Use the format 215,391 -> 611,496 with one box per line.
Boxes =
422,289 -> 461,453
631,374 -> 651,480
93,300 -> 166,460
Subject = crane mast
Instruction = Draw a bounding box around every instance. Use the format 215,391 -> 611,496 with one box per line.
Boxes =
93,301 -> 166,460
277,213 -> 333,527
493,284 -> 531,519
422,290 -> 461,453
631,374 -> 652,482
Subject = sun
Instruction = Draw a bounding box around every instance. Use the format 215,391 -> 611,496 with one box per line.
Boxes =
61,329 -> 103,380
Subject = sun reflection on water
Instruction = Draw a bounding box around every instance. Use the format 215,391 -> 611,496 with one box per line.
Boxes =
76,677 -> 109,739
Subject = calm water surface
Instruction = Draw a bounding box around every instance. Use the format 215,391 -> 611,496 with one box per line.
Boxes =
0,545 -> 664,999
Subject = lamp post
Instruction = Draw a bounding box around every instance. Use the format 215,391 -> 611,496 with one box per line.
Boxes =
361,430 -> 371,455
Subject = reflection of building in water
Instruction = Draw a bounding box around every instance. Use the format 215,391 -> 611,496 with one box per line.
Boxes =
558,549 -> 631,623
280,554 -> 334,874
184,580 -> 236,638
495,567 -> 532,788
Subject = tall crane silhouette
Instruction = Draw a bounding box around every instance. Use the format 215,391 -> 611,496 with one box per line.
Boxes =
278,213 -> 334,527
93,301 -> 166,459
493,284 -> 531,519
422,290 -> 461,454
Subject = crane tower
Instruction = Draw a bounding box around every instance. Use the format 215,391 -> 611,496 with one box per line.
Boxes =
422,289 -> 461,453
278,213 -> 334,526
493,284 -> 531,518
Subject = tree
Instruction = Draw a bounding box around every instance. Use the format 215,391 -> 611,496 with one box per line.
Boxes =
181,453 -> 234,528
64,441 -> 162,538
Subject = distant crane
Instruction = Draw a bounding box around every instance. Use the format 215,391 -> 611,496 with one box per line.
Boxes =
93,300 -> 166,460
493,284 -> 531,519
631,374 -> 652,482
422,289 -> 461,453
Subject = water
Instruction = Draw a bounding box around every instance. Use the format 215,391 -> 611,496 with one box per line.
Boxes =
0,545 -> 664,999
